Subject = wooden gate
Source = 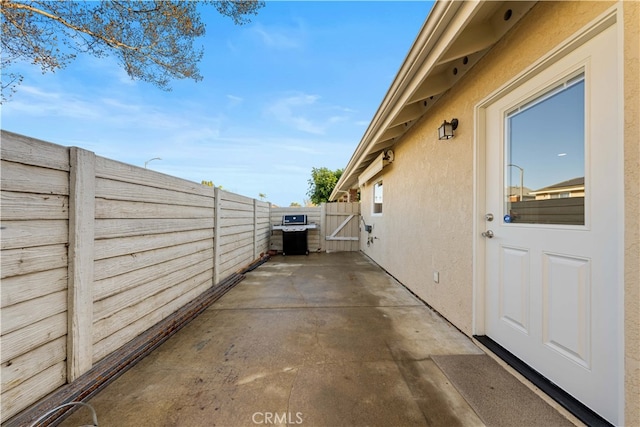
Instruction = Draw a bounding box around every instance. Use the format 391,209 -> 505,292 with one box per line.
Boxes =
322,202 -> 360,252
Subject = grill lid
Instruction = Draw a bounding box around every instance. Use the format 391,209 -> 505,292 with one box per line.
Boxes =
283,214 -> 307,225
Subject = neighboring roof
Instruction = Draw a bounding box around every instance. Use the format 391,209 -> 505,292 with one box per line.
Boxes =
531,177 -> 585,193
330,0 -> 537,200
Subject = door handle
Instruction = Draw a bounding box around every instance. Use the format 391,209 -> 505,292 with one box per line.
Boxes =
482,230 -> 494,238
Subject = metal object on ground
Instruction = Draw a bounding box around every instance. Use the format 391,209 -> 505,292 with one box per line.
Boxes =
272,215 -> 317,255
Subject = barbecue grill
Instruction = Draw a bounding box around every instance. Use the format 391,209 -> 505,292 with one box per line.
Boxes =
272,214 -> 317,255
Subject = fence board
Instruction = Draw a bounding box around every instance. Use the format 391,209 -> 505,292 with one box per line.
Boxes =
94,251 -> 212,320
218,223 -> 254,237
96,178 -> 214,208
220,232 -> 254,246
0,312 -> 67,364
93,268 -> 212,344
94,239 -> 213,281
218,254 -> 251,277
220,240 -> 253,261
95,218 -> 213,240
1,192 -> 68,220
0,131 -> 69,171
95,156 -> 214,197
1,268 -> 67,307
96,199 -> 213,220
1,291 -> 67,336
0,220 -> 68,250
94,229 -> 213,261
0,362 -> 66,423
218,218 -> 254,230
1,245 -> 67,279
93,278 -> 211,363
0,161 -> 69,195
1,336 -> 66,391
219,200 -> 254,213
218,190 -> 253,205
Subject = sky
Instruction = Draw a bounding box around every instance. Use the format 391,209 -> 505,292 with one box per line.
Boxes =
1,1 -> 433,206
507,76 -> 585,192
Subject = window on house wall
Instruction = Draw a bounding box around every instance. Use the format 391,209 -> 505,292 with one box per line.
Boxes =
373,181 -> 383,214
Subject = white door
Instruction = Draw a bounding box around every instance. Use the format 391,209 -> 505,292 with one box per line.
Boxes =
483,23 -> 621,424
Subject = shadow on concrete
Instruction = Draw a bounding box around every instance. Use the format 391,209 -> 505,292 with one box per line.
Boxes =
59,252 -> 566,426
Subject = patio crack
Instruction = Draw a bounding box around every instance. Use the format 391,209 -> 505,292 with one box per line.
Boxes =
308,308 -> 328,367
286,367 -> 301,426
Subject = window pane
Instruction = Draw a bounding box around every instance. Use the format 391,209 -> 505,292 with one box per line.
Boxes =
373,181 -> 383,214
504,74 -> 585,225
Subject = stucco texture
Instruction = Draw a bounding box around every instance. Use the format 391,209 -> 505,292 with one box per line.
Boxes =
623,1 -> 639,425
358,1 -> 638,423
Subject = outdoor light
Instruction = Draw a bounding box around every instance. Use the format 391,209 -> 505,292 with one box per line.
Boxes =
438,118 -> 459,140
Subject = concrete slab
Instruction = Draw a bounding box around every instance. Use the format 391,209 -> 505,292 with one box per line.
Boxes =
59,253 -> 493,426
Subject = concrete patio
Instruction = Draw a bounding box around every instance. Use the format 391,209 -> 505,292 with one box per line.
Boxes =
59,252 -> 576,426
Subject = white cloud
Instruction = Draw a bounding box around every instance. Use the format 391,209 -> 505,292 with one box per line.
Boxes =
266,93 -> 325,134
251,23 -> 304,50
226,94 -> 244,108
328,115 -> 348,124
5,87 -> 102,120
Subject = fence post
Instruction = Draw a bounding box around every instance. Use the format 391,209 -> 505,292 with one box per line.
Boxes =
320,202 -> 327,252
213,187 -> 221,285
67,147 -> 95,381
253,199 -> 258,259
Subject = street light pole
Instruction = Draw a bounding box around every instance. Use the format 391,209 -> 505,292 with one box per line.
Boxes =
507,164 -> 524,201
145,157 -> 161,169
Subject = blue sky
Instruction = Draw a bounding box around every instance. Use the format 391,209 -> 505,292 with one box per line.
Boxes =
507,77 -> 585,191
1,1 -> 433,206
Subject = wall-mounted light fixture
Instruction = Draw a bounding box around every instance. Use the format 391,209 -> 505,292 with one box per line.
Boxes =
438,118 -> 459,140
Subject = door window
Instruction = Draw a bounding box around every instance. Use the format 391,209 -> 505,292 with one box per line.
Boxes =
504,73 -> 585,225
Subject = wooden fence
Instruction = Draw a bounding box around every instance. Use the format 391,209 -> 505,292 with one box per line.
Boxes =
507,198 -> 585,225
0,131 -> 270,422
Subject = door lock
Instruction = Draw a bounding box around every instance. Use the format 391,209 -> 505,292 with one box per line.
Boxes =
482,230 -> 494,238
485,213 -> 494,222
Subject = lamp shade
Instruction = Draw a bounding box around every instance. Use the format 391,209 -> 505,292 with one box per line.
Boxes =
438,118 -> 458,140
438,121 -> 453,140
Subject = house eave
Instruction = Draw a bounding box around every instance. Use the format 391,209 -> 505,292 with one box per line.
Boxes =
330,0 -> 537,201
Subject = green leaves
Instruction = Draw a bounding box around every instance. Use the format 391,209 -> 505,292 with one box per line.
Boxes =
307,167 -> 343,205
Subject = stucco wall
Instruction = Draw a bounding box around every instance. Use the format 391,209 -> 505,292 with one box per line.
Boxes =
359,2 -> 638,421
623,1 -> 639,425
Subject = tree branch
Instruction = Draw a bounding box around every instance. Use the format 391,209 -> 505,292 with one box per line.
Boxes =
1,1 -> 140,51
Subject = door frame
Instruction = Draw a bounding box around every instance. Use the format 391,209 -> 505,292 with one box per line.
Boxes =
472,4 -> 624,423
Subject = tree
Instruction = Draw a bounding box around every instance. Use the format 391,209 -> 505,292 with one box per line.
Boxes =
201,180 -> 222,189
1,0 -> 264,101
258,193 -> 266,201
289,202 -> 301,207
307,167 -> 343,205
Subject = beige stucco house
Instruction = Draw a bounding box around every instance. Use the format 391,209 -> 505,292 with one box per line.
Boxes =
330,1 -> 639,425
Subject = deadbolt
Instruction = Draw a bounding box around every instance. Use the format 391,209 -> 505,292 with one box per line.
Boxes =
485,213 -> 494,222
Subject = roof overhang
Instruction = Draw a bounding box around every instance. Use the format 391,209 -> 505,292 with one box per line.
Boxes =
330,0 -> 537,201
